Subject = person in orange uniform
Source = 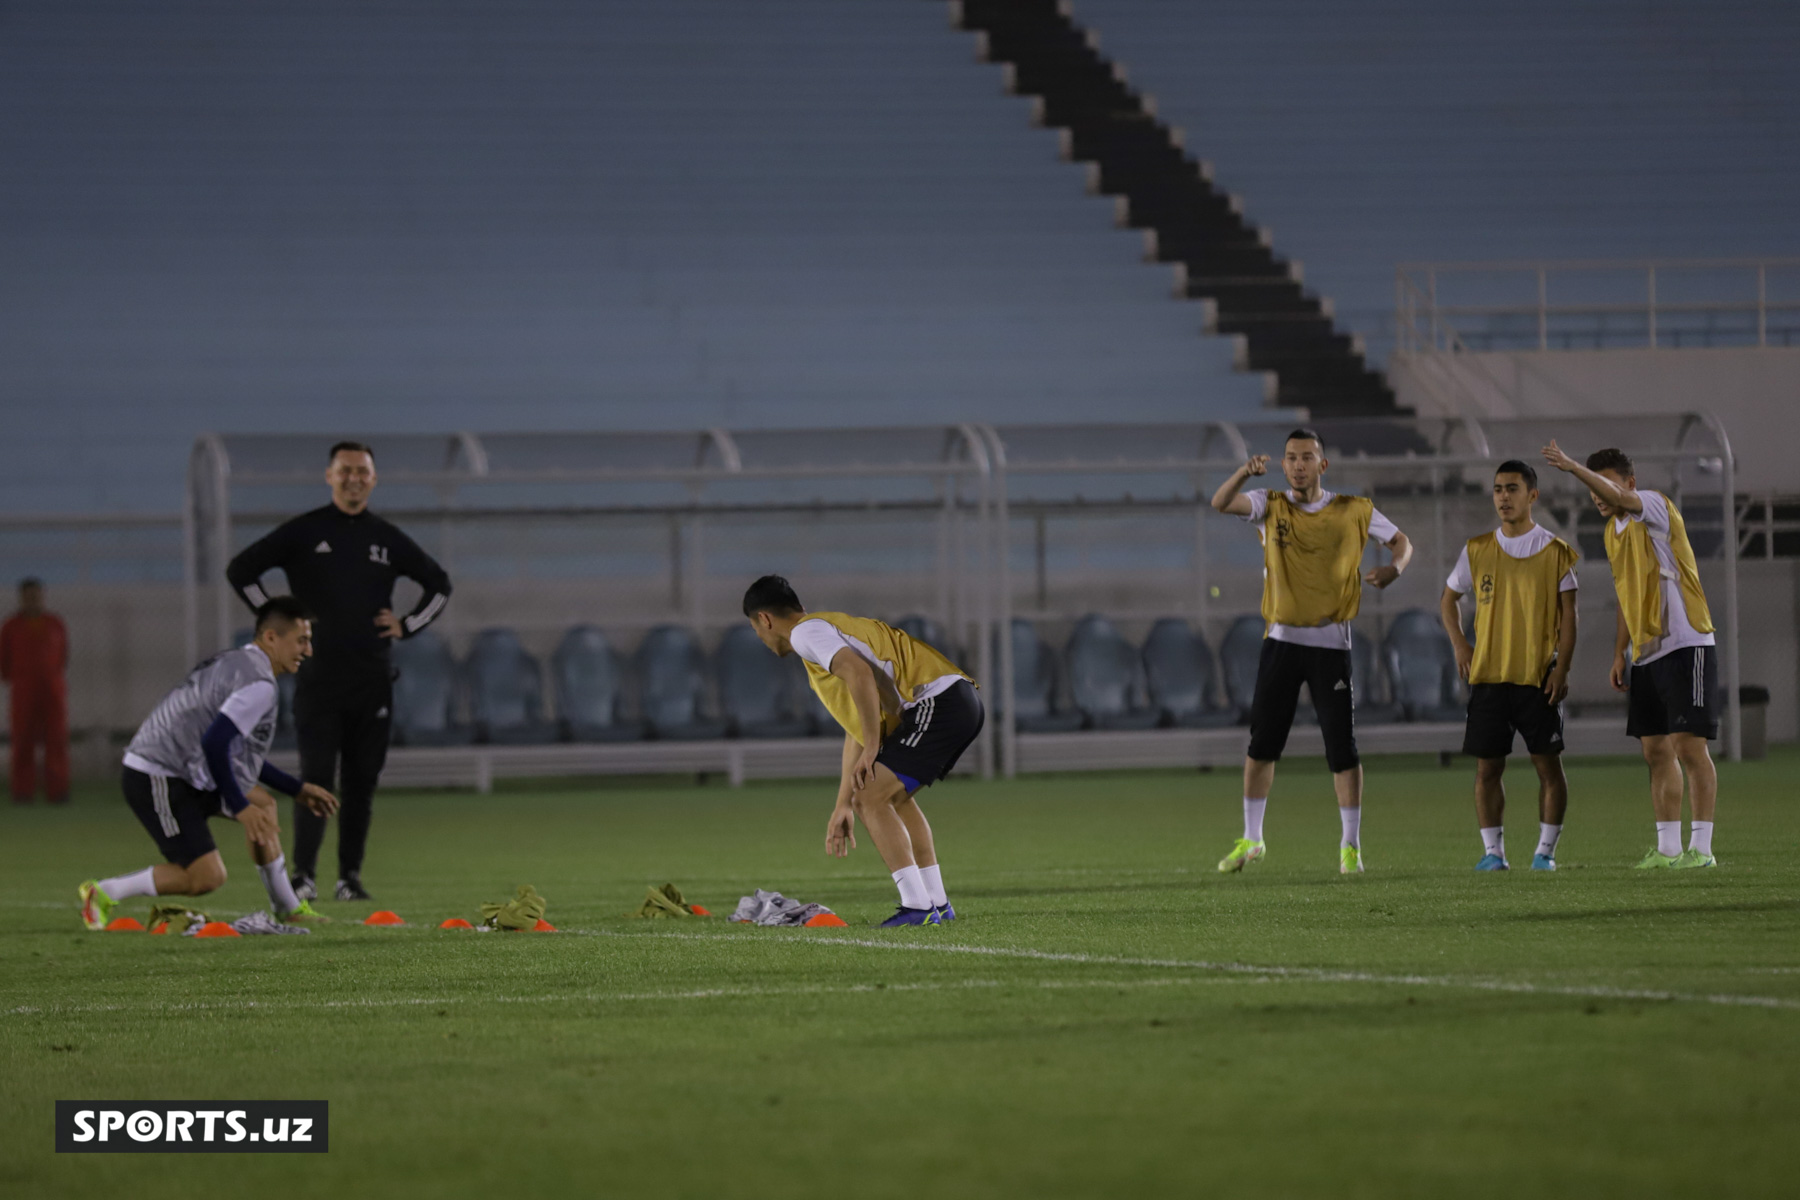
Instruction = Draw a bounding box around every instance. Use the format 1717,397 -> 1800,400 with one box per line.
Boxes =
1,578 -> 70,805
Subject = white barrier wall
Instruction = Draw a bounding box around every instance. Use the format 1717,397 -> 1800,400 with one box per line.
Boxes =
1390,347 -> 1800,493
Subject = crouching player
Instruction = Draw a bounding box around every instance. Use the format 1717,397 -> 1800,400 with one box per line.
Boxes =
78,597 -> 339,929
1441,461 -> 1578,871
743,576 -> 982,926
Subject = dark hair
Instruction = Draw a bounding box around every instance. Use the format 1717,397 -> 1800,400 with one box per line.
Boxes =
1285,427 -> 1324,451
329,440 -> 374,463
254,595 -> 313,633
1585,447 -> 1633,477
1494,459 -> 1538,490
742,574 -> 803,618
18,577 -> 42,591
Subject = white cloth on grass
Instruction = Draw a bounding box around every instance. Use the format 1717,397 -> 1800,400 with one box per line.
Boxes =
729,889 -> 838,927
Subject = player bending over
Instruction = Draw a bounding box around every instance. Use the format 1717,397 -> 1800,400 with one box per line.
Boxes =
78,597 -> 340,929
1440,460 -> 1578,871
1542,441 -> 1720,869
743,575 -> 982,926
1210,429 -> 1412,875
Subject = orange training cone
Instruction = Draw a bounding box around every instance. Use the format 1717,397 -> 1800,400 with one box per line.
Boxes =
689,904 -> 712,917
804,912 -> 848,927
105,916 -> 146,932
363,910 -> 406,926
532,918 -> 557,932
438,918 -> 475,929
148,922 -> 168,935
192,921 -> 241,938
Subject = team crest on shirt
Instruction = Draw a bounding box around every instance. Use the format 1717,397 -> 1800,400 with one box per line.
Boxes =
1478,573 -> 1494,604
369,544 -> 390,565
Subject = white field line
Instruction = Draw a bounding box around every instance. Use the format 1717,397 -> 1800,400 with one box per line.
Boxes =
3,974 -> 1252,1018
570,928 -> 1800,1012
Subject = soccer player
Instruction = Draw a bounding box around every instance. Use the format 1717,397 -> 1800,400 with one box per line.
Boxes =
77,597 -> 339,930
1542,441 -> 1720,869
1210,428 -> 1413,875
227,440 -> 452,901
1440,461 -> 1578,871
742,575 -> 982,926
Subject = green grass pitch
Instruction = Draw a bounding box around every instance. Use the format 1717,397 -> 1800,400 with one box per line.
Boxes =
4,749 -> 1799,1198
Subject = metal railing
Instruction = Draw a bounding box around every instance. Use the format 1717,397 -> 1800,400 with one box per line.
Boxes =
1397,258 -> 1800,355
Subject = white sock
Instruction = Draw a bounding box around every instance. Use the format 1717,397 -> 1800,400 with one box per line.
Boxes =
1536,823 -> 1562,858
919,863 -> 948,907
98,866 -> 158,901
1243,797 -> 1267,843
1480,827 -> 1505,859
259,854 -> 301,914
1339,806 -> 1361,849
1689,821 -> 1714,857
891,865 -> 930,910
1655,821 -> 1682,858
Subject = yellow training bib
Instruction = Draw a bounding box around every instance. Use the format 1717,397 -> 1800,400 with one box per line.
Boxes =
1601,492 -> 1714,660
1466,531 -> 1578,686
797,612 -> 972,743
1259,493 -> 1375,629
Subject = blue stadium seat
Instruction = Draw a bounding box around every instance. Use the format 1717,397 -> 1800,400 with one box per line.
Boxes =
1001,619 -> 1083,733
1350,627 -> 1402,725
1065,615 -> 1161,731
390,629 -> 466,746
1142,618 -> 1238,729
1217,615 -> 1266,722
465,628 -> 557,745
1382,610 -> 1466,723
716,625 -> 812,739
551,626 -> 638,743
635,625 -> 728,741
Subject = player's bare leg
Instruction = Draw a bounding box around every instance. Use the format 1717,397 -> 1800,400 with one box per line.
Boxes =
1636,734 -> 1684,866
1671,732 -> 1718,867
1529,752 -> 1566,869
1220,757 -> 1276,873
894,792 -> 954,918
850,766 -> 917,872
1473,757 -> 1508,869
1334,765 -> 1363,873
852,766 -> 941,924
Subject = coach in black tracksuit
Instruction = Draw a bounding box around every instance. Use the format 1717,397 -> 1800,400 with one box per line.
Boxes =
226,440 -> 452,902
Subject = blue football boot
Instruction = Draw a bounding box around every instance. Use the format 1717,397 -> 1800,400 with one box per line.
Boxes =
1475,853 -> 1510,871
878,906 -> 941,927
1531,853 -> 1557,871
935,901 -> 957,922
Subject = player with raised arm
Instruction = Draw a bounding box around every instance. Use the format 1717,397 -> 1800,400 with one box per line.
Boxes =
1542,441 -> 1720,869
743,575 -> 982,926
1210,429 -> 1413,875
1440,461 -> 1579,871
77,597 -> 339,931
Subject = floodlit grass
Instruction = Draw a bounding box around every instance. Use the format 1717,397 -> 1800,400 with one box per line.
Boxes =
4,749 -> 1799,1198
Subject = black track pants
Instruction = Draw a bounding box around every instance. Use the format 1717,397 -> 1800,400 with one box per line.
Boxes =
292,674 -> 392,880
